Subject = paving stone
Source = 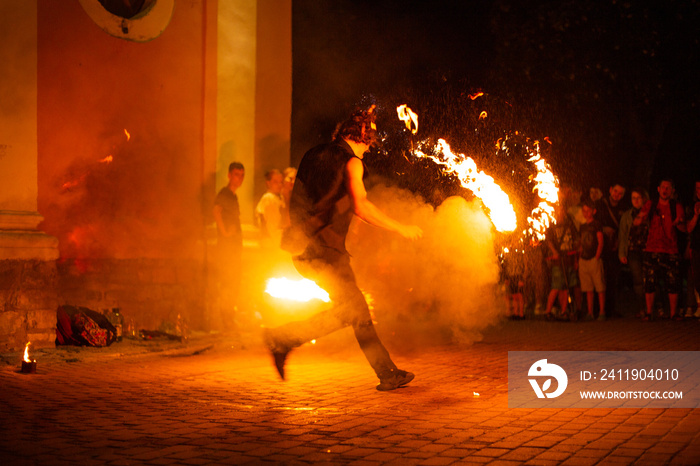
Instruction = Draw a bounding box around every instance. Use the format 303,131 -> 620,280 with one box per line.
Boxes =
416,456 -> 457,465
0,320 -> 699,465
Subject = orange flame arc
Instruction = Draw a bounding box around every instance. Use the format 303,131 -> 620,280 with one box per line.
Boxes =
415,139 -> 517,232
525,148 -> 559,241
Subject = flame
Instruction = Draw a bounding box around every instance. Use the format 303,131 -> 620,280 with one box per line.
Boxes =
265,278 -> 331,303
99,155 -> 113,164
396,105 -> 559,240
23,342 -> 34,363
396,105 -> 418,135
469,92 -> 484,100
525,145 -> 559,241
415,139 -> 517,232
124,128 -> 131,141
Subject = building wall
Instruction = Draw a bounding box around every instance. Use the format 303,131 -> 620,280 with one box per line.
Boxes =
0,1 -> 291,346
33,1 -> 217,333
216,0 -> 257,223
0,1 -> 38,213
254,0 -> 292,203
0,1 -> 58,351
37,0 -> 213,261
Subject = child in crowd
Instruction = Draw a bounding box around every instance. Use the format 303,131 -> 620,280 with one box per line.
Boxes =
255,169 -> 285,245
578,198 -> 606,321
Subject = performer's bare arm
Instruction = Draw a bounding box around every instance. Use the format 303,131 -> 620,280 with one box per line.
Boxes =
345,157 -> 422,240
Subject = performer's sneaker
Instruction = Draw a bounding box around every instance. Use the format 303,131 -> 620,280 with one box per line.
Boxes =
376,370 -> 415,391
262,328 -> 290,380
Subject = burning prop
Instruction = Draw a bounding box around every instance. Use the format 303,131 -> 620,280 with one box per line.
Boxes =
261,278 -> 332,328
265,278 -> 330,303
21,342 -> 37,374
395,104 -> 559,243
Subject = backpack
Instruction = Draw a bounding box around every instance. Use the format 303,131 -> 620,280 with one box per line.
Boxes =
55,306 -> 81,346
55,305 -> 117,347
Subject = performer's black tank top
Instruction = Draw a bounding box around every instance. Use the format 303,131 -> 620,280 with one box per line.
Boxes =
289,139 -> 366,254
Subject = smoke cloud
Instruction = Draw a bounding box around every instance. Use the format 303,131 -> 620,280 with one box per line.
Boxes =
254,181 -> 504,352
348,182 -> 503,349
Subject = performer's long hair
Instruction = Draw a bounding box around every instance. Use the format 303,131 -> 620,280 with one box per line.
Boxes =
333,105 -> 377,146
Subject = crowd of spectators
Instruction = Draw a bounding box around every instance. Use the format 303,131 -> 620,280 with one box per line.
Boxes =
504,178 -> 700,322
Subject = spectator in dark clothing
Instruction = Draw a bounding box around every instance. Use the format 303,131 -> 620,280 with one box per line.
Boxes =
636,178 -> 686,320
618,187 -> 650,317
597,183 -> 628,317
213,162 -> 245,329
543,204 -> 579,320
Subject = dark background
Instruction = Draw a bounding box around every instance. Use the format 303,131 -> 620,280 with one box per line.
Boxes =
291,0 -> 700,204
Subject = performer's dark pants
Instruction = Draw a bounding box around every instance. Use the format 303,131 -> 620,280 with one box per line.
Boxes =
270,247 -> 398,379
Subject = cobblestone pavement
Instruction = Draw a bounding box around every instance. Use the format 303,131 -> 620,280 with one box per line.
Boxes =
1,318 -> 699,465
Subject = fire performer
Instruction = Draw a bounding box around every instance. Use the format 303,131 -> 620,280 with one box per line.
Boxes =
264,105 -> 423,391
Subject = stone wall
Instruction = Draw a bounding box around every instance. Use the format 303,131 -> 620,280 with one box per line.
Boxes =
0,260 -> 58,352
56,258 -> 208,336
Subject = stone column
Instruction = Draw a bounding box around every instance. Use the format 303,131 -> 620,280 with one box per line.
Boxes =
0,1 -> 59,351
254,0 -> 292,202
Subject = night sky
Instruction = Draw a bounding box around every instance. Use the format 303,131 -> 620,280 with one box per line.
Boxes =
291,0 -> 700,204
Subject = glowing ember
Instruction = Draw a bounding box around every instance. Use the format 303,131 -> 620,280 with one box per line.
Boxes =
479,111 -> 488,120
468,92 -> 484,100
415,139 -> 517,232
396,104 -> 419,135
99,155 -> 113,164
23,342 -> 34,363
62,175 -> 86,190
124,128 -> 131,141
265,278 -> 331,303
